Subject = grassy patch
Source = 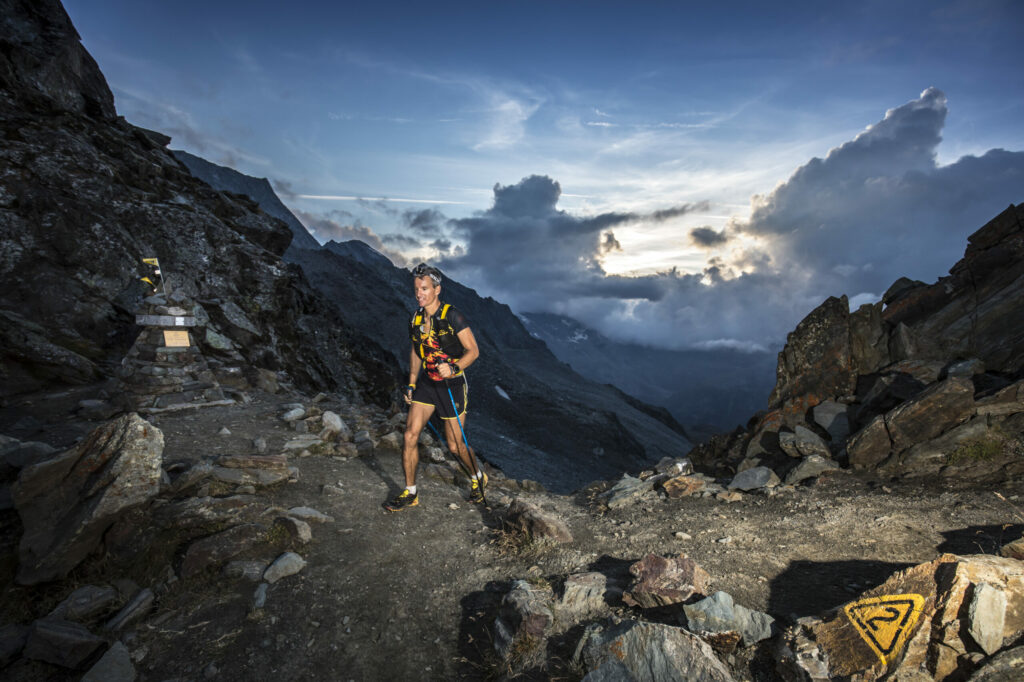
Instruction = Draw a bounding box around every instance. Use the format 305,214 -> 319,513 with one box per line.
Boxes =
950,436 -> 1006,465
490,527 -> 556,561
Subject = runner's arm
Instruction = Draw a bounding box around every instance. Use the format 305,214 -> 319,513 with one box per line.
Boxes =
408,346 -> 422,386
452,327 -> 479,372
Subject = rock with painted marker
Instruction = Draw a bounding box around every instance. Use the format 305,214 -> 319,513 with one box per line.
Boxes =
776,553 -> 1024,682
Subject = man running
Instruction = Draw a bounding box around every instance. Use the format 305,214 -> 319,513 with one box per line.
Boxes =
384,263 -> 486,511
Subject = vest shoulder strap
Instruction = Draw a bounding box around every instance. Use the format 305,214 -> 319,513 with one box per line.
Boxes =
439,304 -> 450,320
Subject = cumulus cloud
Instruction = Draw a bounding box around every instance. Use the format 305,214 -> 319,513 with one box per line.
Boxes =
403,208 -> 447,236
430,237 -> 453,254
690,226 -> 730,248
439,88 -> 1024,351
382,233 -> 422,248
440,175 -> 707,309
738,87 -> 1024,297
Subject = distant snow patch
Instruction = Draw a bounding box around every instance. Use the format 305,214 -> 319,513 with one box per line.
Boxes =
569,330 -> 588,343
494,385 -> 511,400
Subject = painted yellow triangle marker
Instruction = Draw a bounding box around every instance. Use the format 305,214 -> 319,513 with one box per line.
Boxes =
843,593 -> 925,665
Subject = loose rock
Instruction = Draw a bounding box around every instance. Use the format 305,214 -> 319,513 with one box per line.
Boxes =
24,618 -> 106,669
505,499 -> 573,543
682,591 -> 775,645
576,619 -> 735,681
263,551 -> 307,584
12,414 -> 164,584
728,466 -> 779,491
623,553 -> 711,609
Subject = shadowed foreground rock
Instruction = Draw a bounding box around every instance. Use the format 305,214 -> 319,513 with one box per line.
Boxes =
12,413 -> 163,585
576,620 -> 735,681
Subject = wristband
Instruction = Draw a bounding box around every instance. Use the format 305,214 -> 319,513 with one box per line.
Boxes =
406,384 -> 415,391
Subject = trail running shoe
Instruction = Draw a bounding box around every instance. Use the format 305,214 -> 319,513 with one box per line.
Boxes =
469,472 -> 489,504
383,488 -> 419,512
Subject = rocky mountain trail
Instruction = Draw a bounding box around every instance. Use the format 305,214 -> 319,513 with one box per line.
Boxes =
2,393 -> 1023,680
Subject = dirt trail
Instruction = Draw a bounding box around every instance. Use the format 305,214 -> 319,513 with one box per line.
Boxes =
2,389 -> 1022,680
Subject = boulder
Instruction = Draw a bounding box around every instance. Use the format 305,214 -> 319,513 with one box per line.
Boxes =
12,414 -> 163,584
493,579 -> 554,665
884,376 -> 975,451
968,582 -> 1007,656
812,401 -> 851,443
281,407 -> 306,422
51,585 -> 119,622
623,554 -> 711,609
603,474 -> 657,508
263,551 -> 306,584
778,431 -> 801,458
769,296 -> 857,410
784,455 -> 840,486
81,641 -> 135,682
776,553 -> 1024,682
655,457 -> 694,476
895,416 -> 994,476
23,618 -> 106,669
318,411 -> 350,440
976,379 -> 1024,417
662,475 -> 706,498
576,620 -> 735,681
559,572 -> 615,620
1001,537 -> 1024,561
682,591 -> 775,645
728,466 -> 780,491
793,425 -> 831,458
274,515 -> 312,544
181,523 -> 269,578
847,415 -> 893,470
968,644 -> 1024,681
505,499 -> 573,543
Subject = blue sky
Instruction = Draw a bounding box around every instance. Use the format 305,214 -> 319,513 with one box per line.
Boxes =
64,0 -> 1024,349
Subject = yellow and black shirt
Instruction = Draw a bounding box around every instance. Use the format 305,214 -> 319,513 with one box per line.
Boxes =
410,303 -> 469,382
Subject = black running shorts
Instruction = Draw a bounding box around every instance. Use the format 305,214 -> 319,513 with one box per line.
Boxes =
411,375 -> 468,420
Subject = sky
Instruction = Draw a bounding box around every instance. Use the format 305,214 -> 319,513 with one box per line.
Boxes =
64,0 -> 1024,351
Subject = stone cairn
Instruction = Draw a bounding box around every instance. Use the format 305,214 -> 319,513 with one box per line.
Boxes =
116,290 -> 232,413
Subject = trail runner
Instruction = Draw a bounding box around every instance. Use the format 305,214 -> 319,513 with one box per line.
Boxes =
383,263 -> 486,511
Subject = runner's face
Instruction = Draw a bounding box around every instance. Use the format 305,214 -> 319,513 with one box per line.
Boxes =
414,276 -> 439,308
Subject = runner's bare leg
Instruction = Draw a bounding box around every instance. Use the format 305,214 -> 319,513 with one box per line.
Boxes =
444,414 -> 480,477
403,403 -> 434,488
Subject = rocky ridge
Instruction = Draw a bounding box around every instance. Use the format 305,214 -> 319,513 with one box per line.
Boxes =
0,0 -> 395,404
690,203 -> 1024,487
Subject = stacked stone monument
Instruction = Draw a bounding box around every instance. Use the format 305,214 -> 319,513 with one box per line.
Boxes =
117,290 -> 232,413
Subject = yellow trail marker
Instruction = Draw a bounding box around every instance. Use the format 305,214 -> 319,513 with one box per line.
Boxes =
140,277 -> 155,287
844,593 -> 925,665
142,257 -> 160,266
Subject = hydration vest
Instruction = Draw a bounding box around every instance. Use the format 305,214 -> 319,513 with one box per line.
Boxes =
410,303 -> 466,362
